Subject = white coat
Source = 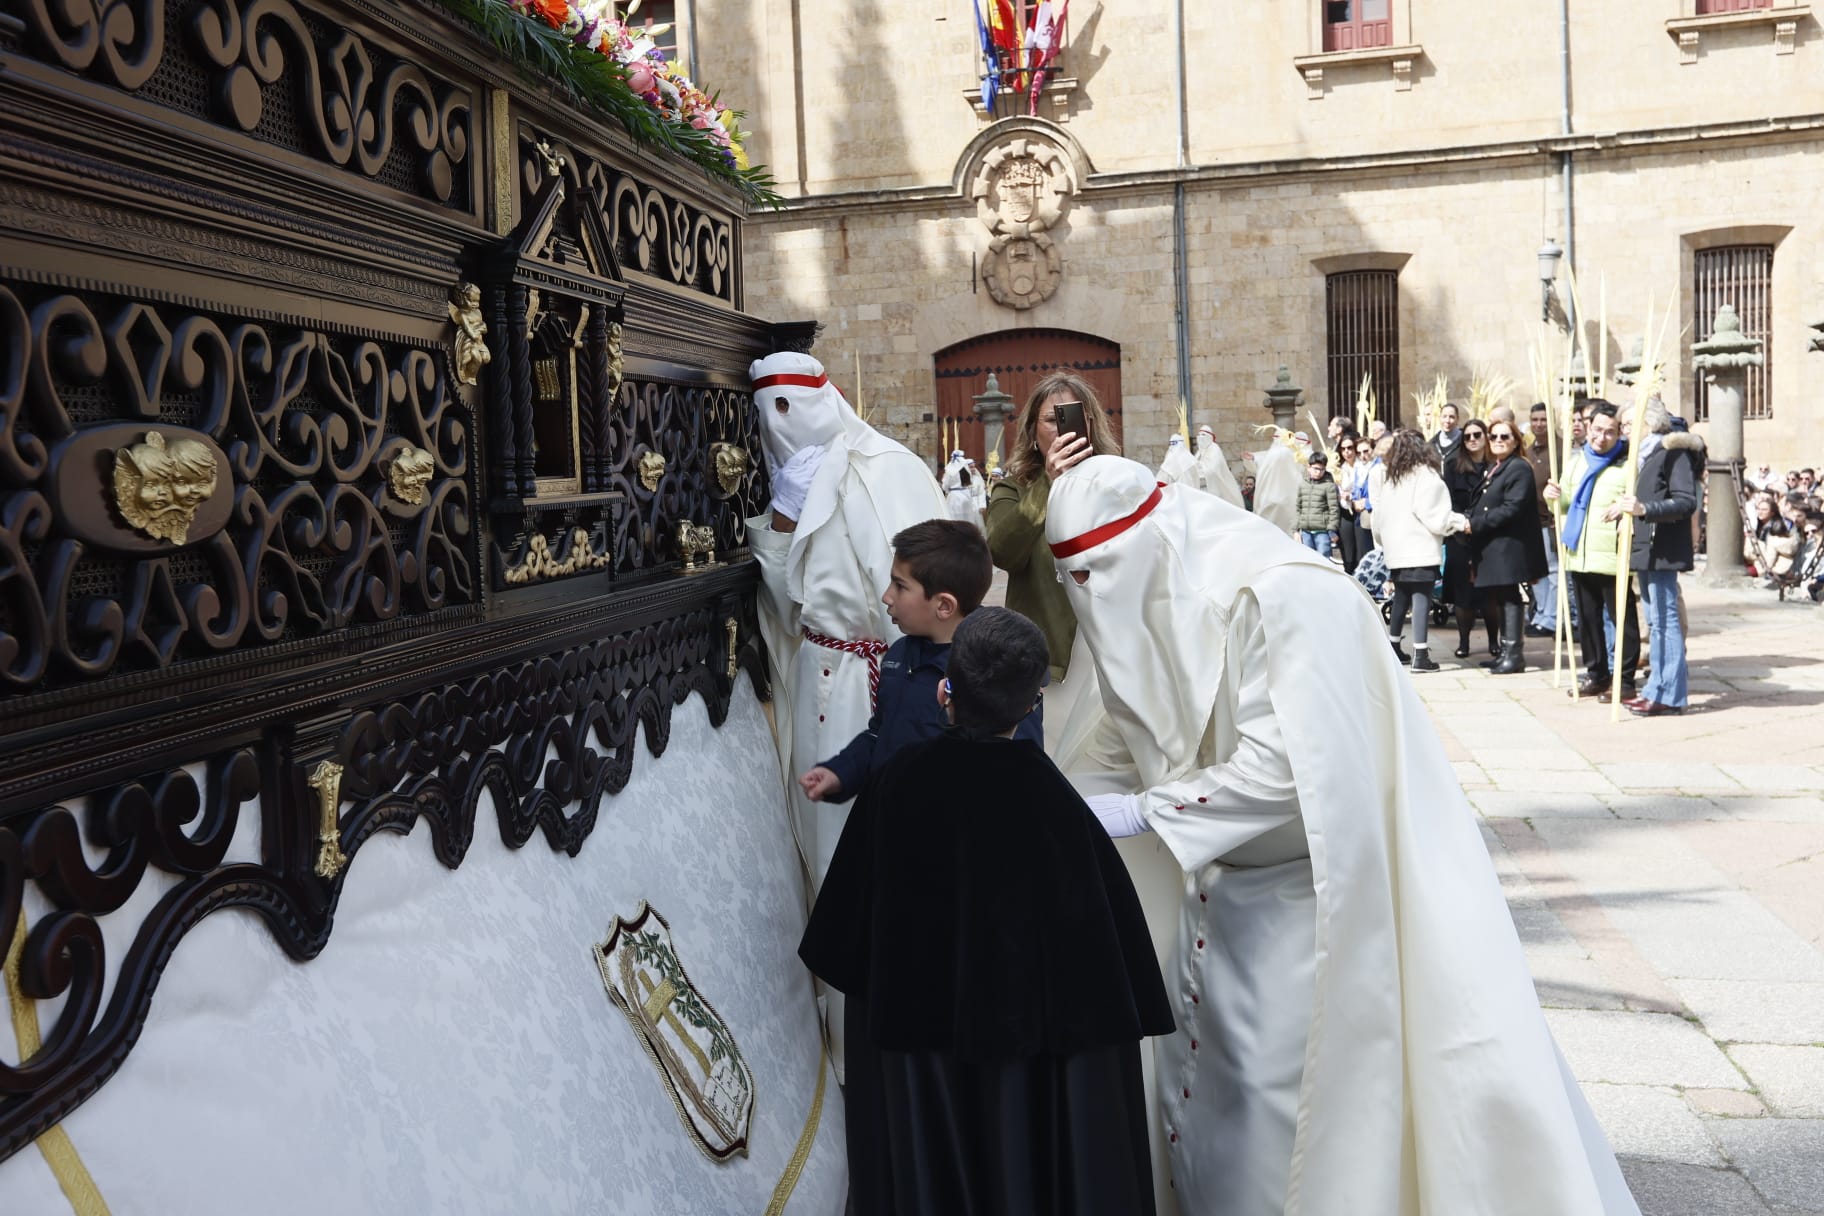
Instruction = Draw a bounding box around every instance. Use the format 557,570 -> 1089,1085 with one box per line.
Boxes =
1372,465 -> 1466,570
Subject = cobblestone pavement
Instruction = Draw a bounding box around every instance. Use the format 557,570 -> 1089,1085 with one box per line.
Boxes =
991,563 -> 1824,1211
1419,576 -> 1824,1215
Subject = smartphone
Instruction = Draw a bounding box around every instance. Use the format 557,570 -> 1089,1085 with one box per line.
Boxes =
1054,400 -> 1086,443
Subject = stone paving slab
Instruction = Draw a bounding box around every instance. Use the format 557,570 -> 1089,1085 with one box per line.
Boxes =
1603,795 -> 1725,821
1545,1009 -> 1748,1089
1470,791 -> 1613,819
1624,927 -> 1824,984
1729,1045 -> 1824,1119
1672,980 -> 1824,1046
1617,1160 -> 1773,1216
1527,954 -> 1631,1010
1598,762 -> 1747,792
1706,796 -> 1824,825
1450,761 -> 1488,787
1484,768 -> 1623,795
1720,764 -> 1824,792
1687,1088 -> 1769,1118
1470,747 -> 1596,772
1706,1119 -> 1824,1213
1582,1084 -> 1727,1166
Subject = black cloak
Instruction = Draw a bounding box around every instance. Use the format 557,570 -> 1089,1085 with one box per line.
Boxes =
800,731 -> 1174,1215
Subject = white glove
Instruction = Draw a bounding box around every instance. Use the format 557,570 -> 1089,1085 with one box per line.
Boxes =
1085,792 -> 1151,839
770,445 -> 825,521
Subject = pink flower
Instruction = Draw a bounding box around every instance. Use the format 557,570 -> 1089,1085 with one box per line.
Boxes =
627,64 -> 656,94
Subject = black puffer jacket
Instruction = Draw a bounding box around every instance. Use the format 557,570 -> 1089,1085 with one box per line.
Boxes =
1628,432 -> 1704,573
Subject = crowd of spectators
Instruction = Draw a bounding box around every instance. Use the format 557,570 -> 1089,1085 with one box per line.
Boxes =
1743,463 -> 1824,602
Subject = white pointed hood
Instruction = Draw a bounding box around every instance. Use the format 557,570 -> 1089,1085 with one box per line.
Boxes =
1193,425 -> 1245,508
1046,456 -> 1325,788
750,351 -> 928,598
1158,432 -> 1197,486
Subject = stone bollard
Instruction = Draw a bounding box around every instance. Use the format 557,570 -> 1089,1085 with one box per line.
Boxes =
972,372 -> 1017,472
1263,365 -> 1303,434
1691,304 -> 1762,584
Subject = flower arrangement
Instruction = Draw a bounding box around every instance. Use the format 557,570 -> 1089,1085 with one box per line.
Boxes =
435,0 -> 779,206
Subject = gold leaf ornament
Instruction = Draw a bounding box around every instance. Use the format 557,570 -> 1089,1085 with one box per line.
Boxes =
112,431 -> 218,545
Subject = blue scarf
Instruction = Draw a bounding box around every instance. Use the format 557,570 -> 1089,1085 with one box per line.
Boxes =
1562,440 -> 1626,553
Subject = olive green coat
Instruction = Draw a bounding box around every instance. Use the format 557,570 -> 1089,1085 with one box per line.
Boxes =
986,474 -> 1078,680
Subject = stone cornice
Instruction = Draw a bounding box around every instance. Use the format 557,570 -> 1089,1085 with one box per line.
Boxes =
755,111 -> 1824,221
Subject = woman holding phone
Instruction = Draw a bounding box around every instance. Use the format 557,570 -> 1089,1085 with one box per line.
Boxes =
986,369 -> 1120,765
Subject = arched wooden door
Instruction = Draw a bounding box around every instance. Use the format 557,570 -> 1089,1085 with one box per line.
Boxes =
933,330 -> 1122,468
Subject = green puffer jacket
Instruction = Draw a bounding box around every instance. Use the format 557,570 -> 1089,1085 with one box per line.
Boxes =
1554,446 -> 1631,576
986,473 -> 1078,680
1294,475 -> 1340,533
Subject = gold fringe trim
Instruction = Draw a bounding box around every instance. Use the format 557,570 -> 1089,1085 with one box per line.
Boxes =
764,1049 -> 827,1216
5,911 -> 112,1216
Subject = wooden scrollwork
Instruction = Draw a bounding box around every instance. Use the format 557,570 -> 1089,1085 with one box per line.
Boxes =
11,0 -> 473,207
0,283 -> 477,694
0,586 -> 768,1161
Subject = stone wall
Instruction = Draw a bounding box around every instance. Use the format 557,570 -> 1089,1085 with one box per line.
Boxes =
701,0 -> 1824,472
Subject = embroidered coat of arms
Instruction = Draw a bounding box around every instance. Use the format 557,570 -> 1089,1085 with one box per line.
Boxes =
594,903 -> 755,1161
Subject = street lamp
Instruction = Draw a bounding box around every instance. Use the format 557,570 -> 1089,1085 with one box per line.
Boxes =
1537,238 -> 1563,323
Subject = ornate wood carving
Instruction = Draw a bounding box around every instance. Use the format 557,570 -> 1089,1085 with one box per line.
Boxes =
0,0 -> 799,1165
610,378 -> 766,572
0,282 -> 476,695
519,127 -> 737,307
0,585 -> 769,1160
14,0 -> 474,208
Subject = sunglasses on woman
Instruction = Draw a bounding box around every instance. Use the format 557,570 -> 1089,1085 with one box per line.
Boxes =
1489,431 -> 1517,443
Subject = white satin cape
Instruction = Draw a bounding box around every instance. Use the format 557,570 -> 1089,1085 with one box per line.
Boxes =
1048,464 -> 1637,1215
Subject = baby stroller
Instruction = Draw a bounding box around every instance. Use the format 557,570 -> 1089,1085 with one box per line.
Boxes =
1355,544 -> 1450,626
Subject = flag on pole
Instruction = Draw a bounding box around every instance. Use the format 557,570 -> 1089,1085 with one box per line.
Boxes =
987,0 -> 1020,52
974,1 -> 1001,112
1026,0 -> 1069,114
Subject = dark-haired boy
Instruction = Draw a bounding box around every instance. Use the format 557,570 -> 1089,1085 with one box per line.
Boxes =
800,606 -> 1170,1213
799,520 -> 1042,803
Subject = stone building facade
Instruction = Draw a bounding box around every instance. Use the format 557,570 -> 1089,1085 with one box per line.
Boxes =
694,1 -> 1824,472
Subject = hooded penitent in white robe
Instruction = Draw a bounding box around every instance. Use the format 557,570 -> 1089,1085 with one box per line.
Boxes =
1046,456 -> 1638,1216
1250,441 -> 1299,535
941,449 -> 980,527
745,353 -> 946,1075
1157,432 -> 1197,487
1193,425 -> 1245,509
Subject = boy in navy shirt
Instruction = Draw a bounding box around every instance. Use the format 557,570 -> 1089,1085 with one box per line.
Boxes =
799,520 -> 1042,803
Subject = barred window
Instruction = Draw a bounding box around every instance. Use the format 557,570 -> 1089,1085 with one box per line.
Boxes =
1326,270 -> 1401,426
1694,245 -> 1773,421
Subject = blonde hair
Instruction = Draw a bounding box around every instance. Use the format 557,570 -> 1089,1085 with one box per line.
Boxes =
1005,369 -> 1121,485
